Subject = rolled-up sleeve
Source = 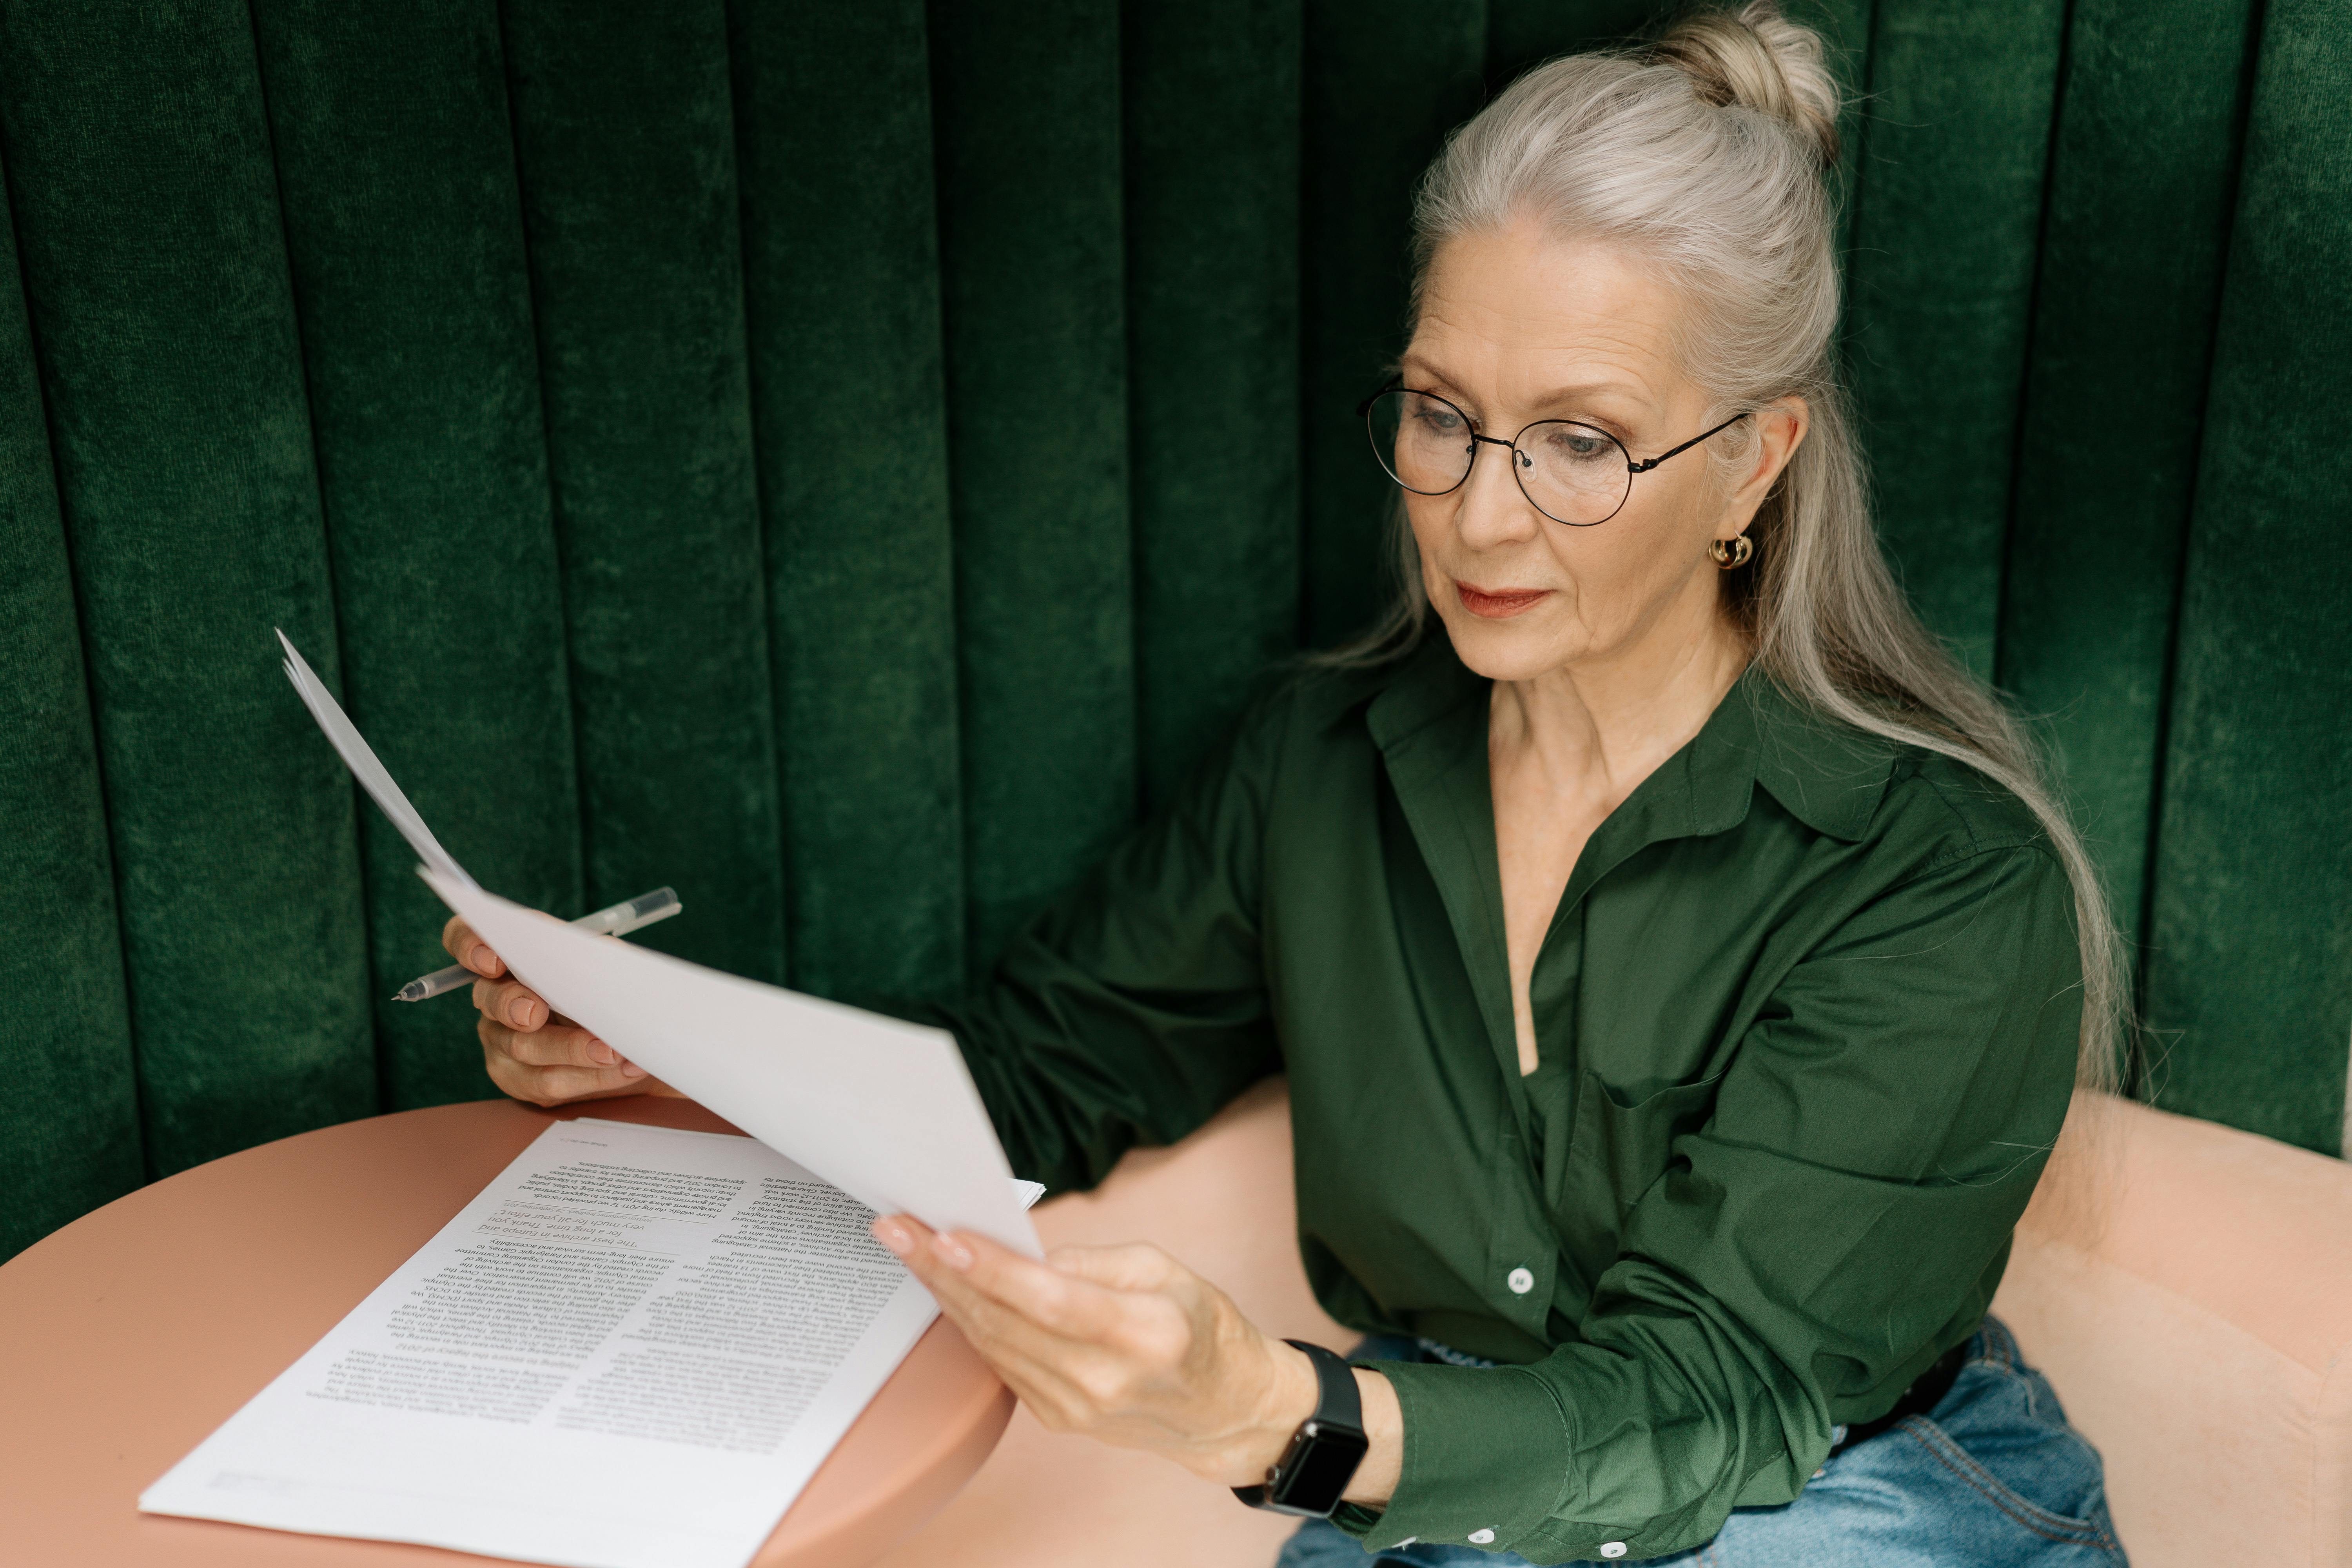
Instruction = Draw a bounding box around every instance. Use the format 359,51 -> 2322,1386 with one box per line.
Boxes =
1349,842 -> 2085,1562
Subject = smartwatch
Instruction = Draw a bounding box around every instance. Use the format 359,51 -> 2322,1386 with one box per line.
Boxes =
1233,1339 -> 1370,1518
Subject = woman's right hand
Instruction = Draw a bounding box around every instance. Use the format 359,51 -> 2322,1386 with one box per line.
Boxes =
443,914 -> 671,1106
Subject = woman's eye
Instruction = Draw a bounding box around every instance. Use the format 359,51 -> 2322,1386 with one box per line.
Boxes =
1410,405 -> 1464,434
1542,426 -> 1613,462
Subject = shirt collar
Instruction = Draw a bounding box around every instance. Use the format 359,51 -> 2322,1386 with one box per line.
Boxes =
1719,668 -> 1898,842
1362,631 -> 1486,755
1362,630 -> 1895,845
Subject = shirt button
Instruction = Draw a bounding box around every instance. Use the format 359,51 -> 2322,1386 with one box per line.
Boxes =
1600,1545 -> 1628,1559
1468,1528 -> 1496,1544
1506,1266 -> 1535,1295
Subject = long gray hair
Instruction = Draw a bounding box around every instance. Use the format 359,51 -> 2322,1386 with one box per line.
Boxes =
1348,1 -> 2124,1106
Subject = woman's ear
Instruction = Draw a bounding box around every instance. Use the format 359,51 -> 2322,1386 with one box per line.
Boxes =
1720,394 -> 1808,536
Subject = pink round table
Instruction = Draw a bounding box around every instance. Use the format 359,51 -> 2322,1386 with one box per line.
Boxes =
0,1094 -> 1014,1566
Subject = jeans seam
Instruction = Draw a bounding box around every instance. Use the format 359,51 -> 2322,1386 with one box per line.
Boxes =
1976,1352 -> 2046,1423
1973,1354 -> 2107,1476
1895,1415 -> 2119,1551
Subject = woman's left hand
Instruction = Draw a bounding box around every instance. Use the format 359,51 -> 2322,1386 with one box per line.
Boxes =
873,1215 -> 1398,1498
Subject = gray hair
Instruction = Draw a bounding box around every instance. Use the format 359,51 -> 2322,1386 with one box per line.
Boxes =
1349,2 -> 2124,1107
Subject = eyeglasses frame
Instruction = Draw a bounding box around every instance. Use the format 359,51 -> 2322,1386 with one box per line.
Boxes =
1354,383 -> 1751,527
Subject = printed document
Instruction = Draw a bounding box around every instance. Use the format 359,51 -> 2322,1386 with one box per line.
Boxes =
142,1116 -> 1042,1568
138,633 -> 1051,1565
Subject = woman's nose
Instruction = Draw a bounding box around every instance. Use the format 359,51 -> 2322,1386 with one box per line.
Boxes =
1454,438 -> 1543,549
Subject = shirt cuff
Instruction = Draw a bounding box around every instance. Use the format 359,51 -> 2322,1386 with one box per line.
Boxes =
1336,1359 -> 1573,1555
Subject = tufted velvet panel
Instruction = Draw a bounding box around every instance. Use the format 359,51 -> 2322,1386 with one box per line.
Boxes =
1,0 -> 2344,1259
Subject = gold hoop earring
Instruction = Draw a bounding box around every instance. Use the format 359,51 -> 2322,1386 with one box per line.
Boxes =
1708,534 -> 1753,570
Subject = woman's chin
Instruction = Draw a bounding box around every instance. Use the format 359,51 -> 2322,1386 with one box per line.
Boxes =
1436,605 -> 1579,682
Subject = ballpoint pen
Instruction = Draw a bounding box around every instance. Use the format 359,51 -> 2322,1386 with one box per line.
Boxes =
391,886 -> 682,1002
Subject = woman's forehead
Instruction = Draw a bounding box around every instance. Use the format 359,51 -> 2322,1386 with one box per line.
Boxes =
1410,223 -> 1684,412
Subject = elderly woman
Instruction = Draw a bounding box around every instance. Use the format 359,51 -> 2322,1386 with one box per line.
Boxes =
448,4 -> 2127,1563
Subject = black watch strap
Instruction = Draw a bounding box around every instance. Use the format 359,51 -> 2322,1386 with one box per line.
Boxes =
1233,1339 -> 1369,1517
1296,1339 -> 1363,1429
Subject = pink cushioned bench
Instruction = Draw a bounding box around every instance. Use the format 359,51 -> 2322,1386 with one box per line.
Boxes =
875,1084 -> 2352,1568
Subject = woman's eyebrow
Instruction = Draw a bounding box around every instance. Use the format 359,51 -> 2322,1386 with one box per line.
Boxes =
1395,358 -> 1469,400
1522,379 -> 1650,411
1396,360 -> 1649,414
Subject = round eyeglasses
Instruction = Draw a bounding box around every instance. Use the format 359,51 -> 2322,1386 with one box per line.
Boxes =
1357,385 -> 1749,527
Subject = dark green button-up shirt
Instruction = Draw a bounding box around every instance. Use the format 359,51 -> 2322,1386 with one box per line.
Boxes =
935,632 -> 2082,1563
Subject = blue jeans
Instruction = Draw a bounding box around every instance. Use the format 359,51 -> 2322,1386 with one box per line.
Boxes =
1276,1317 -> 2125,1566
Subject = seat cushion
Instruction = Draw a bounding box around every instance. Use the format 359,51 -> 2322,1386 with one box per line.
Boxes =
1992,1095 -> 2352,1567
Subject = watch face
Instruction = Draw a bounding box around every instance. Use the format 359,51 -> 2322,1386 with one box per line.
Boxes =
1272,1419 -> 1371,1515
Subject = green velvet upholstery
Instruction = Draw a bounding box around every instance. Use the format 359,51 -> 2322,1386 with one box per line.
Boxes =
2141,0 -> 2352,1154
1844,0 -> 2068,677
1999,0 -> 2261,946
0,178 -> 143,1250
733,2 -> 965,1003
252,0 -> 586,1111
0,2 -> 378,1189
1,0 -> 2345,1262
1299,0 -> 1489,646
508,1 -> 788,992
932,2 -> 1140,966
1125,0 -> 1305,812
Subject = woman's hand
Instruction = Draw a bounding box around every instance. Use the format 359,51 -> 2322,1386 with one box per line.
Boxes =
442,914 -> 675,1107
872,1215 -> 1402,1503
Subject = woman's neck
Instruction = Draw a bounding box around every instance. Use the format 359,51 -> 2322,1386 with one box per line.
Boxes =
1487,598 -> 1750,808
1483,590 -> 1750,1076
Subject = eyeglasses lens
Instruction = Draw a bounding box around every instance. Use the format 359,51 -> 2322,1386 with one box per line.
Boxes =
1365,391 -> 1632,525
1514,421 -> 1633,526
1366,390 -> 1472,495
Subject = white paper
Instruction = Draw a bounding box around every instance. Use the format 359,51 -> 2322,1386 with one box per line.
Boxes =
426,871 -> 1042,1259
268,628 -> 1040,1257
142,1117 -> 1043,1568
276,629 -> 475,889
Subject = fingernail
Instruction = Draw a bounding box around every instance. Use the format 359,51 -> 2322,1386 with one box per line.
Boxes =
472,946 -> 499,975
933,1233 -> 973,1270
510,997 -> 534,1026
619,1061 -> 645,1079
873,1220 -> 912,1256
589,1040 -> 617,1065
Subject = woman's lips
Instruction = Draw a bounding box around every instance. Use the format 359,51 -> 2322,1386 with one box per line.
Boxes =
1455,581 -> 1552,619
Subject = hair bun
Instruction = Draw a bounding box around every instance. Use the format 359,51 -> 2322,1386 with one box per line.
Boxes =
1650,1 -> 1842,170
